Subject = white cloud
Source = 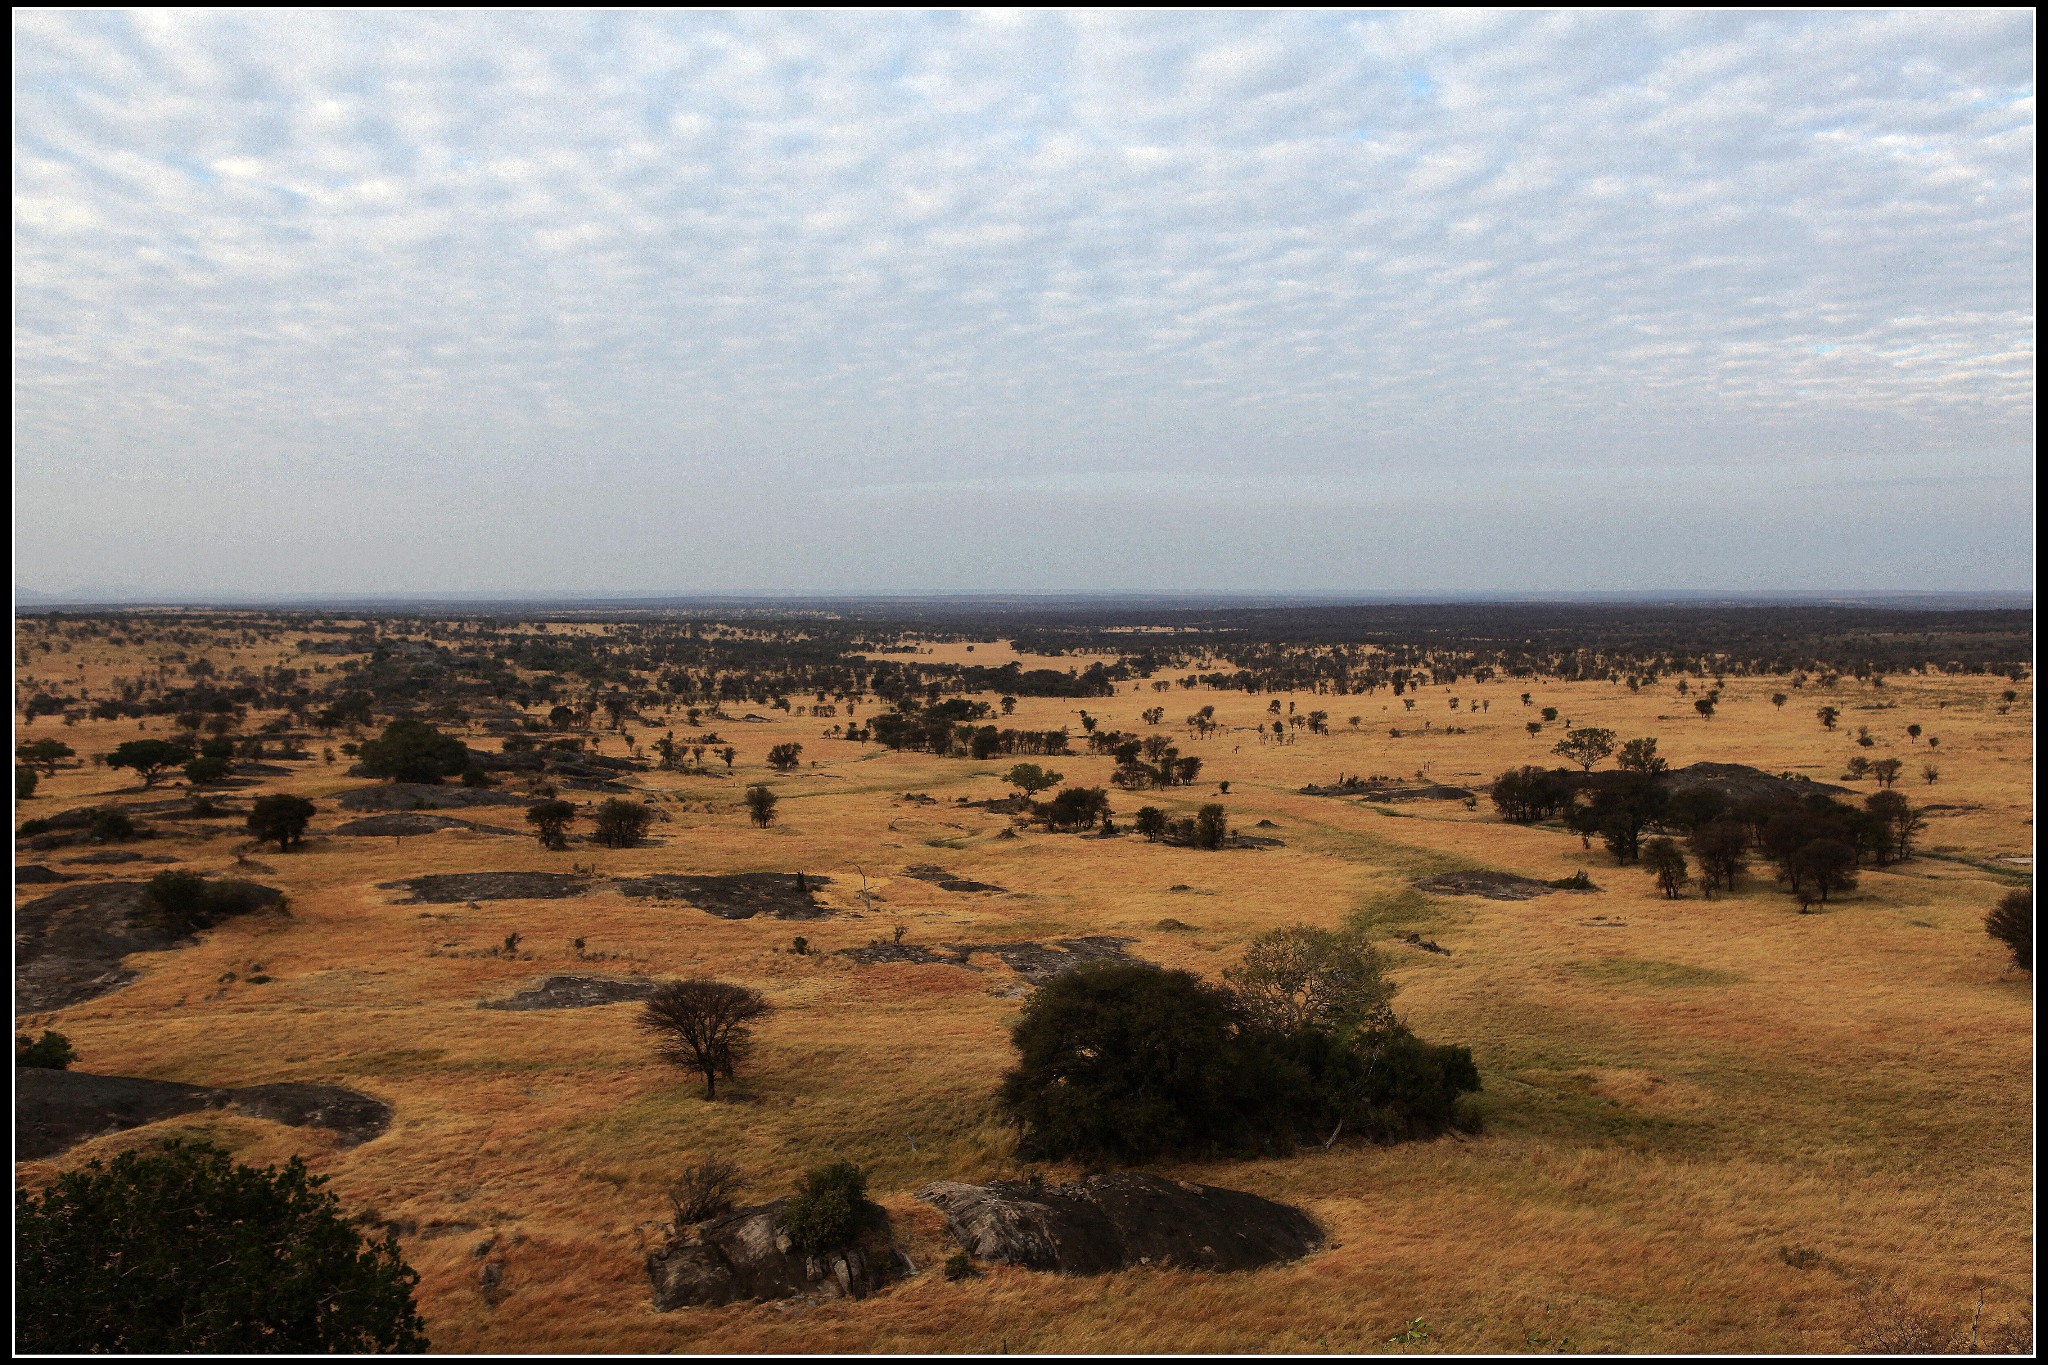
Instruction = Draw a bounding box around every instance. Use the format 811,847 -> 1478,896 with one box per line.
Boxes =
10,8 -> 2035,594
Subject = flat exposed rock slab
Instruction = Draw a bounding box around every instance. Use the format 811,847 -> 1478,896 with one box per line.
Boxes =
335,812 -> 517,837
901,865 -> 1007,893
379,872 -> 592,903
954,937 -> 1139,983
836,936 -> 1140,982
1302,781 -> 1475,802
16,879 -> 284,1011
336,783 -> 527,812
16,1069 -> 391,1161
1660,761 -> 1849,804
478,975 -> 665,1010
15,865 -> 72,885
613,873 -> 834,920
917,1173 -> 1320,1275
1414,870 -> 1588,901
647,1198 -> 908,1309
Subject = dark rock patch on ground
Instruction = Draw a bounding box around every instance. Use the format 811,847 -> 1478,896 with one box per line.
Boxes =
1414,870 -> 1590,901
1303,781 -> 1474,802
614,872 -> 833,920
647,1199 -> 909,1309
901,864 -> 1008,893
16,865 -> 72,885
918,1173 -> 1320,1275
478,975 -> 665,1010
337,783 -> 527,812
380,872 -> 592,903
16,879 -> 285,1011
336,812 -> 517,838
17,1069 -> 391,1161
948,936 -> 1139,983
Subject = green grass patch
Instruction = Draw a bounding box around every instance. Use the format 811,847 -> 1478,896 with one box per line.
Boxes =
1345,888 -> 1445,937
1564,959 -> 1747,989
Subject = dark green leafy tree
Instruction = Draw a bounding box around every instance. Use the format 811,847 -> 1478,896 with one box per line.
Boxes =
15,1139 -> 427,1353
1490,766 -> 1571,823
1688,820 -> 1750,893
1133,806 -> 1167,841
744,785 -> 778,828
17,1029 -> 76,1069
246,794 -> 316,852
183,756 -> 233,786
356,719 -> 468,785
766,743 -> 803,772
526,799 -> 577,850
17,766 -> 36,800
1615,737 -> 1667,775
782,1162 -> 880,1255
1192,803 -> 1229,850
592,798 -> 653,848
1985,888 -> 2030,971
1816,706 -> 1841,731
106,739 -> 193,789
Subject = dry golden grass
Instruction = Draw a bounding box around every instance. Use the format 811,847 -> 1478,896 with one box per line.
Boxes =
13,625 -> 2034,1354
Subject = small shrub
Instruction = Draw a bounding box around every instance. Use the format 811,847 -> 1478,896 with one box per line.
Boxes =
782,1161 -> 877,1256
87,807 -> 138,842
667,1158 -> 743,1226
1548,870 -> 1595,891
943,1252 -> 980,1281
17,1030 -> 76,1070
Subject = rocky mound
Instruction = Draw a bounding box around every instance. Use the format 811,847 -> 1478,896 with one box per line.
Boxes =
16,879 -> 285,1011
17,1069 -> 391,1161
839,936 -> 1142,981
901,865 -> 1008,893
614,873 -> 833,920
380,872 -> 592,903
917,1173 -> 1320,1275
336,812 -> 516,837
1414,870 -> 1589,901
478,975 -> 664,1010
16,865 -> 72,885
336,783 -> 527,812
1660,762 -> 1848,804
1302,781 -> 1475,802
646,1199 -> 909,1309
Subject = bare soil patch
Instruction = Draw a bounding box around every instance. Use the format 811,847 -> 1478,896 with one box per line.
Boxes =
17,1069 -> 391,1160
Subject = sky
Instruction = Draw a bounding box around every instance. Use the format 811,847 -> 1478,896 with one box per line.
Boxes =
12,8 -> 2036,599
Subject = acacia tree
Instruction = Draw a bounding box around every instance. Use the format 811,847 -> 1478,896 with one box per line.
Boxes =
1223,926 -> 1395,1035
1615,737 -> 1668,774
1551,727 -> 1617,772
1816,706 -> 1841,731
17,738 -> 74,777
525,799 -> 577,850
105,739 -> 192,789
1005,763 -> 1063,798
638,980 -> 772,1099
744,785 -> 778,828
766,743 -> 803,772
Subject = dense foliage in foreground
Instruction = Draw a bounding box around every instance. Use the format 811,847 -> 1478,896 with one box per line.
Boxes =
16,1140 -> 427,1354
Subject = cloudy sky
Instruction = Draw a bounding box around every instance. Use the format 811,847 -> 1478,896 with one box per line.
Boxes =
13,9 -> 2035,598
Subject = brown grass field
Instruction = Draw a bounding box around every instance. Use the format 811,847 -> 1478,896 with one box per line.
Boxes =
13,622 -> 2034,1354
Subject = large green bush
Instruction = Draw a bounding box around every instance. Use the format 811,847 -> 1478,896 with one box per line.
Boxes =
999,956 -> 1481,1163
782,1161 -> 878,1255
16,1139 -> 427,1353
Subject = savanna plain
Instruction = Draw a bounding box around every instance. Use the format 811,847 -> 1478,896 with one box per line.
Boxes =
12,606 -> 2034,1354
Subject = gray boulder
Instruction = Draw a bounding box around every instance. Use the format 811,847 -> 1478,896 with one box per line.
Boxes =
646,1199 -> 908,1310
917,1173 -> 1320,1275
